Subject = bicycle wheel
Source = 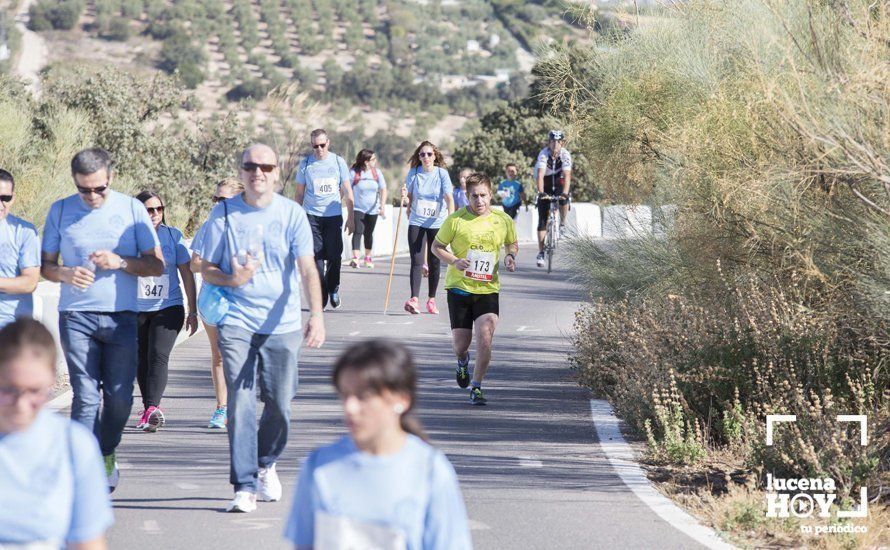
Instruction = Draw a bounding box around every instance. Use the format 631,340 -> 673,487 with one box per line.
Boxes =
546,219 -> 556,274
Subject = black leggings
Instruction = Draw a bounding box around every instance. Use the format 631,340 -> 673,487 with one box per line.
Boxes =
408,225 -> 441,298
137,305 -> 185,408
352,211 -> 378,251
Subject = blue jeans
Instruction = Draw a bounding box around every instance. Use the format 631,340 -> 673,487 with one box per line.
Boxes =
217,325 -> 301,493
59,311 -> 138,456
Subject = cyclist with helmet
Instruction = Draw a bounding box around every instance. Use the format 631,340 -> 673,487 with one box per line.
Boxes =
534,130 -> 572,268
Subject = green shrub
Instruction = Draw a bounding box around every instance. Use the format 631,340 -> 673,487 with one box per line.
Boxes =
28,0 -> 85,31
103,17 -> 132,41
226,79 -> 268,102
157,31 -> 206,88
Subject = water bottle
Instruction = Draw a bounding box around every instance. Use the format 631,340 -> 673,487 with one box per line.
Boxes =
75,257 -> 96,294
248,224 -> 264,264
197,283 -> 230,325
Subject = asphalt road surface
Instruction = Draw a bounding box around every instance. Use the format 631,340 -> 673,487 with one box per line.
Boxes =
79,253 -> 705,549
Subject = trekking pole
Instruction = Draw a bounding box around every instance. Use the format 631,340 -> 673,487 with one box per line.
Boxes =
383,192 -> 405,314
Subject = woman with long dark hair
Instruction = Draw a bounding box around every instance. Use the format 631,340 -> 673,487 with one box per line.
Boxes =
403,141 -> 455,315
134,190 -> 197,432
284,340 -> 472,549
348,149 -> 388,269
0,319 -> 113,548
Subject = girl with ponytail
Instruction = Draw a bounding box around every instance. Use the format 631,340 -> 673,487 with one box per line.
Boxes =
284,340 -> 472,550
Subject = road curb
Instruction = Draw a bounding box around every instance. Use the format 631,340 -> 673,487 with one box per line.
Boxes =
590,399 -> 736,550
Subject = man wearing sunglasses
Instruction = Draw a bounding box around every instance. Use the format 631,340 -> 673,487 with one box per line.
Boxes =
200,143 -> 325,513
0,169 -> 41,329
41,148 -> 164,492
294,128 -> 355,309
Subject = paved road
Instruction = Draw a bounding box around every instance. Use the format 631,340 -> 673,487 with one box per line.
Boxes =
83,253 -> 704,549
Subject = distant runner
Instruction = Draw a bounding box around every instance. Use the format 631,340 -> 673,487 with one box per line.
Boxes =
295,129 -> 355,309
534,130 -> 572,267
403,141 -> 455,315
432,173 -> 518,405
348,149 -> 387,269
497,163 -> 526,220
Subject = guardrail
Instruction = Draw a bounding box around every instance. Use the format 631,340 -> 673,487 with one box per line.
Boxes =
31,202 -> 669,374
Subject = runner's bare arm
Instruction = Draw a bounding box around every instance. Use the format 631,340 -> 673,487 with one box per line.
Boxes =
41,251 -> 89,286
341,179 -> 355,235
504,241 -> 519,272
294,182 -> 306,205
0,266 -> 39,294
91,247 -> 164,277
178,262 -> 199,335
298,255 -> 325,348
562,170 -> 572,195
445,193 -> 455,215
432,239 -> 468,270
189,251 -> 202,274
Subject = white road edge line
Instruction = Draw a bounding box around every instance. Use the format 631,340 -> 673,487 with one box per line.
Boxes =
589,399 -> 735,550
48,324 -> 207,412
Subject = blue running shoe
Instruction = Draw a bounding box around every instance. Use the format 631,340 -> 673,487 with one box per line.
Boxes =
470,387 -> 487,406
208,406 -> 227,429
456,353 -> 470,388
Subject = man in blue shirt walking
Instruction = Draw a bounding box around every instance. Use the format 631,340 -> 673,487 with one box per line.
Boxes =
41,148 -> 165,492
200,143 -> 326,513
294,128 -> 355,310
0,169 -> 41,329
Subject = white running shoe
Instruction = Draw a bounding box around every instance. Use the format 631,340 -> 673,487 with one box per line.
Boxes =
257,463 -> 282,502
536,252 -> 545,267
226,491 -> 257,513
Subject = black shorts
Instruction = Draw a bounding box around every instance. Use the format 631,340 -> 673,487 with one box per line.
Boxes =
537,191 -> 566,231
447,290 -> 499,330
504,204 -> 520,219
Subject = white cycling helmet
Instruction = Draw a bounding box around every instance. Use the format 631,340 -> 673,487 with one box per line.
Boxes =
548,130 -> 565,141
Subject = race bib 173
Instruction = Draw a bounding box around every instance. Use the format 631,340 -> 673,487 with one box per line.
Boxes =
465,249 -> 496,281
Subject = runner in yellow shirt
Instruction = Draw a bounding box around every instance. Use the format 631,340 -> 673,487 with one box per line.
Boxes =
432,173 -> 518,405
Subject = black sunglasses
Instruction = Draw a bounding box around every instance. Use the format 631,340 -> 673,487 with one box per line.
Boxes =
312,142 -> 328,150
76,184 -> 109,196
241,162 -> 277,173
0,195 -> 12,203
145,206 -> 165,215
419,152 -> 434,158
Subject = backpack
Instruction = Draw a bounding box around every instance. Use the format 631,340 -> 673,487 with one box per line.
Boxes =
352,167 -> 379,186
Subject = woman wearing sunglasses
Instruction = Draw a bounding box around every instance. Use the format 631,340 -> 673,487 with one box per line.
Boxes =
190,178 -> 244,429
403,141 -> 455,315
0,319 -> 113,549
133,190 -> 198,433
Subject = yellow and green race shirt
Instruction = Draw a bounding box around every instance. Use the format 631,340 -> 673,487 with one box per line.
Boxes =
435,207 -> 517,295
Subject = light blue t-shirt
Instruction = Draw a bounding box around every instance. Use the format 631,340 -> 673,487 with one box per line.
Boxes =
452,187 -> 469,210
285,435 -> 472,550
0,409 -> 114,545
42,191 -> 161,313
296,154 -> 350,217
137,224 -> 191,313
406,167 -> 453,229
497,180 -> 523,208
0,214 -> 41,328
349,168 -> 387,215
198,194 -> 314,335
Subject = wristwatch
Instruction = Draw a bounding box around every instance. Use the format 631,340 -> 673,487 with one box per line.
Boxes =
119,258 -> 128,270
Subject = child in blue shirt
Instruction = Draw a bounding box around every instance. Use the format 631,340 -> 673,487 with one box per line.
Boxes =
0,319 -> 113,548
496,163 -> 526,220
284,341 -> 472,550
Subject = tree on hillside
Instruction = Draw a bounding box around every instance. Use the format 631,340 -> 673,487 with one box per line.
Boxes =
451,101 -> 598,201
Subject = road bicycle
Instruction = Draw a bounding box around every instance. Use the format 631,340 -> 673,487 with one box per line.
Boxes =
537,193 -> 568,274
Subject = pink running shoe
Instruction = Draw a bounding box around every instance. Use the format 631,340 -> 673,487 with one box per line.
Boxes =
426,298 -> 439,314
404,297 -> 420,314
144,406 -> 166,433
135,409 -> 149,430
363,256 -> 374,269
